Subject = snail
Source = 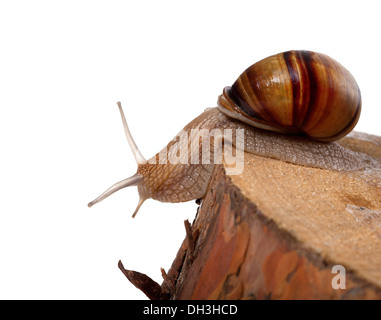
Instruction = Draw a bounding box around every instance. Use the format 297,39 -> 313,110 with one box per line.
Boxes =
88,50 -> 364,217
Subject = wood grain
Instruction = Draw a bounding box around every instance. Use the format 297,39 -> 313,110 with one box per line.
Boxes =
164,132 -> 381,299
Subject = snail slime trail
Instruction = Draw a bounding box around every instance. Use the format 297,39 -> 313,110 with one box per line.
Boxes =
89,50 -> 367,217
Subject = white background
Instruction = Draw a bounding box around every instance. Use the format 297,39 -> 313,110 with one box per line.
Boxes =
0,0 -> 380,299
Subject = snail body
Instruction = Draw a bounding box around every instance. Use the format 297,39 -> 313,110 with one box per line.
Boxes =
89,50 -> 364,217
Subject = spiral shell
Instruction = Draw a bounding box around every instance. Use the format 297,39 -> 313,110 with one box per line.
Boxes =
217,50 -> 361,142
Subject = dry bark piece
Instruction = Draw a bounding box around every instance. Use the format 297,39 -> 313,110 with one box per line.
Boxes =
161,267 -> 176,295
118,260 -> 167,300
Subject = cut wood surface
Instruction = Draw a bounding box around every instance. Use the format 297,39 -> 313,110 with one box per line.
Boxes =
121,132 -> 381,300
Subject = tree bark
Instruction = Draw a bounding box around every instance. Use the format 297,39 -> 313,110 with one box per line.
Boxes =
122,132 -> 381,300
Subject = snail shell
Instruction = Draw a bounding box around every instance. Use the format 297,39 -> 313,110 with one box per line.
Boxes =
218,50 -> 361,142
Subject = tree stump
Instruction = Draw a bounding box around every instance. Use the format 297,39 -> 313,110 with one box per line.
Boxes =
120,132 -> 381,300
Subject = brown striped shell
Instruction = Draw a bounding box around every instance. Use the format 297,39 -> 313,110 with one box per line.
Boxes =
217,50 -> 361,142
